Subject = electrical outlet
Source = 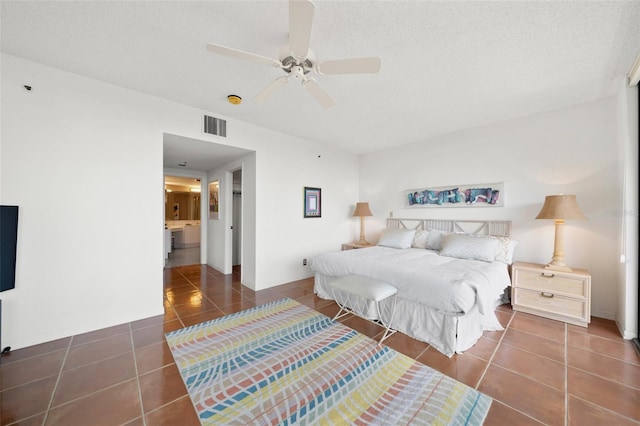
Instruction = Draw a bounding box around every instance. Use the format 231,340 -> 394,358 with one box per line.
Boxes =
303,258 -> 307,266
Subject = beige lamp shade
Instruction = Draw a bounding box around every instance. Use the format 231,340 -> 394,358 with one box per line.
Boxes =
352,202 -> 373,245
535,195 -> 587,221
535,195 -> 586,271
352,202 -> 373,217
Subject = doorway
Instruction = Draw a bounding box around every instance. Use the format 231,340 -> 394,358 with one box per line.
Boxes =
232,169 -> 242,270
164,174 -> 204,268
162,133 -> 255,282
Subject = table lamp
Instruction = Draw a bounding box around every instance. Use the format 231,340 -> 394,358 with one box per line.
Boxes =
352,202 -> 373,245
535,194 -> 587,272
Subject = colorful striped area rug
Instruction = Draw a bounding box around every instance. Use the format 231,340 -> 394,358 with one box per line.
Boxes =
165,298 -> 492,425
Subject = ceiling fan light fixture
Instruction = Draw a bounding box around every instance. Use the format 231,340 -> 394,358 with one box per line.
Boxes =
227,94 -> 242,105
206,0 -> 381,108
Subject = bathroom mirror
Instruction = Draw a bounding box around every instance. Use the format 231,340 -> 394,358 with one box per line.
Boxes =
165,176 -> 201,221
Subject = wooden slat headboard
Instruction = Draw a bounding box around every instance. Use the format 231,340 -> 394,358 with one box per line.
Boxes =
387,218 -> 511,237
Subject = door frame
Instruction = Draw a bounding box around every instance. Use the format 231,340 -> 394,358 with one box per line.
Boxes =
163,168 -> 208,265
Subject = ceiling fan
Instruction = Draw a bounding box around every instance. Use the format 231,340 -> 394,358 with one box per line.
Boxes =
206,0 -> 381,109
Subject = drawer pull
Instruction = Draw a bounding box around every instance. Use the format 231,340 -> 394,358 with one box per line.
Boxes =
541,292 -> 554,298
541,273 -> 555,278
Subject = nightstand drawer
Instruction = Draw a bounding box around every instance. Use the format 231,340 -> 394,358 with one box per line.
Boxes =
514,269 -> 587,298
513,288 -> 587,321
511,261 -> 591,327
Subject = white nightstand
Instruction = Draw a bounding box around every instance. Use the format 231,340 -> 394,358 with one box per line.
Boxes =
511,261 -> 591,327
341,242 -> 374,251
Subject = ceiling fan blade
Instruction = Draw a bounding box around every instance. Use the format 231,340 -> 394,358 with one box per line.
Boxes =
207,43 -> 282,68
254,76 -> 290,102
303,78 -> 336,109
289,0 -> 315,61
316,57 -> 381,75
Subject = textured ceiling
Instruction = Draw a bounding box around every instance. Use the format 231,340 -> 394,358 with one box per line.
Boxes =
2,1 -> 640,157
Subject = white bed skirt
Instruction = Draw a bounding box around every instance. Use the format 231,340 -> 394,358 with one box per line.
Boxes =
315,273 -> 503,357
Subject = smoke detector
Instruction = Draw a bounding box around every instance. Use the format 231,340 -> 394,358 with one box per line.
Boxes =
227,95 -> 242,105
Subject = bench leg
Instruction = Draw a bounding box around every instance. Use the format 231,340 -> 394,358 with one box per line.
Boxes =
377,295 -> 398,345
332,305 -> 351,321
331,288 -> 356,321
330,283 -> 398,345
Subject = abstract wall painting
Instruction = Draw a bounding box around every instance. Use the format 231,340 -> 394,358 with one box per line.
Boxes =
406,183 -> 504,208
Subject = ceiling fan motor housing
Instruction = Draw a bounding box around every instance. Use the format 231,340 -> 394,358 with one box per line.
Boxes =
289,65 -> 307,80
280,44 -> 314,75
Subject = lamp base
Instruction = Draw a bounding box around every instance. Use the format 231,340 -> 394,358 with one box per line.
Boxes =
545,219 -> 573,272
357,238 -> 372,246
545,263 -> 573,272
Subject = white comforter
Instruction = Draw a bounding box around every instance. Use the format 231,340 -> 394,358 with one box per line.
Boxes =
310,246 -> 509,315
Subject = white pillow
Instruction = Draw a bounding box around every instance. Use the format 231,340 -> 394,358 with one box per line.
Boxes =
377,229 -> 416,249
489,236 -> 518,265
411,230 -> 429,249
426,229 -> 451,251
472,235 -> 518,264
440,234 -> 499,262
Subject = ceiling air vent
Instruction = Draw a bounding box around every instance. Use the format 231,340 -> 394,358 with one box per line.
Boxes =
203,115 -> 227,137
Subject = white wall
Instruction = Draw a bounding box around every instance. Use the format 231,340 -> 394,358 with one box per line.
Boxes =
1,55 -> 165,348
236,153 -> 257,287
360,97 -> 622,320
616,80 -> 639,339
206,163 -> 238,276
207,134 -> 361,290
0,54 -> 359,349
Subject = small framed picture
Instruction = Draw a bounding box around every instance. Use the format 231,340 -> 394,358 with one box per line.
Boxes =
208,180 -> 219,220
304,187 -> 321,218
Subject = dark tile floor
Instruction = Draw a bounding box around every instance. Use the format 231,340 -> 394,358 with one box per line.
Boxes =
1,264 -> 639,425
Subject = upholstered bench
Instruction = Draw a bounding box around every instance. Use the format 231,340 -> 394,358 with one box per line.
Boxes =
329,275 -> 398,345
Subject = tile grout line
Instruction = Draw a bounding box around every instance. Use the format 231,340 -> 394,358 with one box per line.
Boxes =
475,309 -> 515,390
566,363 -> 640,391
413,344 -> 432,361
476,311 -> 553,424
570,394 -> 640,424
503,320 -> 568,363
143,395 -> 192,419
568,330 -> 640,367
37,377 -> 145,416
28,329 -> 150,425
170,269 -> 191,328
55,348 -> 136,375
563,348 -> 640,418
41,335 -> 73,425
483,363 -> 561,423
153,264 -> 204,420
200,287 -> 231,314
129,322 -> 147,426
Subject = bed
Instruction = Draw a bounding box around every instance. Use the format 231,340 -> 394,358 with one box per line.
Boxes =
311,218 -> 515,357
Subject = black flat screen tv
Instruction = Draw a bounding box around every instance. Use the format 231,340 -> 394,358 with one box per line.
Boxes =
0,205 -> 19,292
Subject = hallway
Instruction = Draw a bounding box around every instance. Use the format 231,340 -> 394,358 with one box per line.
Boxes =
165,247 -> 200,268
